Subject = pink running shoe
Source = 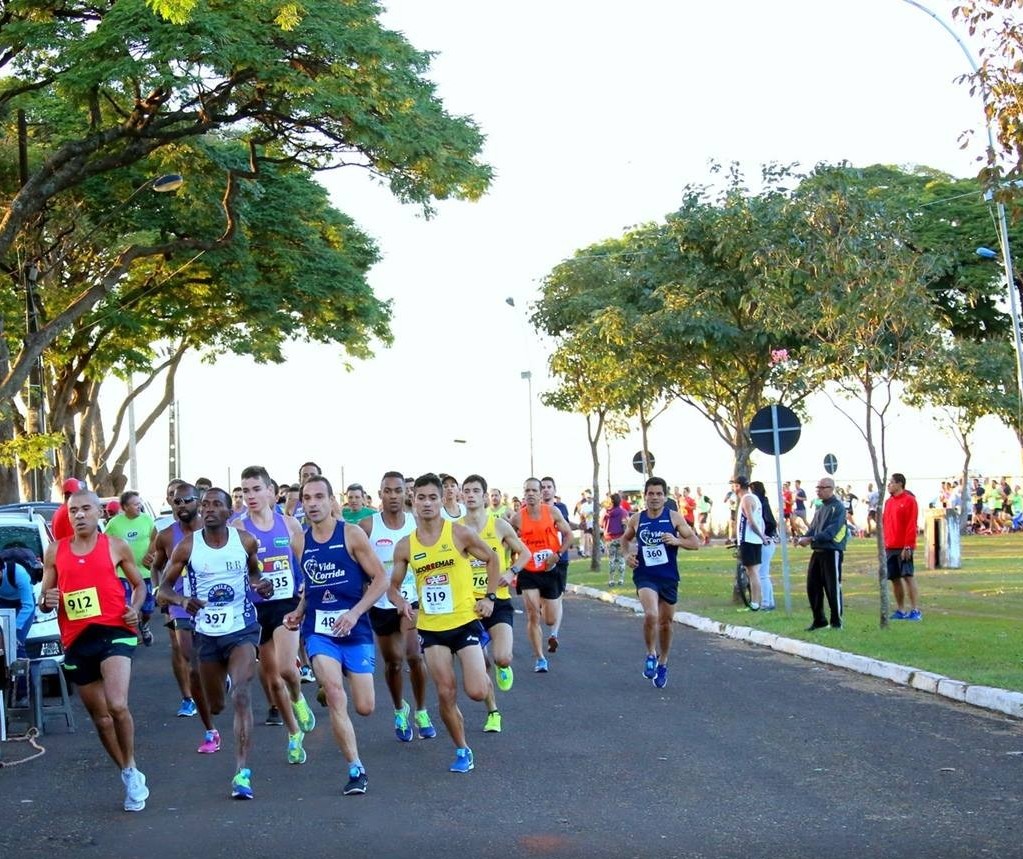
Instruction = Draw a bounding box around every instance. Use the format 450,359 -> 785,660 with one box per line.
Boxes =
197,729 -> 221,754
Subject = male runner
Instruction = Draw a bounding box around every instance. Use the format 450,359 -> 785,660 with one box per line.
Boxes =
105,490 -> 157,646
512,478 -> 573,673
150,483 -> 220,752
488,487 -> 511,521
158,488 -> 273,799
390,474 -> 500,772
620,477 -> 700,689
461,473 -> 530,733
440,473 -> 467,521
285,475 -> 388,795
361,471 -> 436,742
539,476 -> 574,652
39,489 -> 149,812
342,484 -> 375,524
235,465 -> 315,754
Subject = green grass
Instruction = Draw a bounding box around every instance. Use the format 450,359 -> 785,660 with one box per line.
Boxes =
568,534 -> 1023,692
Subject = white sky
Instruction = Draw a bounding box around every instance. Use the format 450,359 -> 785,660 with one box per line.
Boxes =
108,0 -> 1023,507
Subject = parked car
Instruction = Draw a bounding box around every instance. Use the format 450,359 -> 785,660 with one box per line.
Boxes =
0,509 -> 63,663
0,502 -> 60,531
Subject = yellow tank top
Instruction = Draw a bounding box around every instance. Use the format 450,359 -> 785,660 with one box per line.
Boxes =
460,514 -> 510,600
409,520 -> 479,631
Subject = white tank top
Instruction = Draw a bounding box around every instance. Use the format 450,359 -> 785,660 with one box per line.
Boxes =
738,494 -> 765,546
188,528 -> 256,636
368,512 -> 417,609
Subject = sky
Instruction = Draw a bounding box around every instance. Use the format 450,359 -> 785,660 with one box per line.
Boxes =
106,0 -> 1023,507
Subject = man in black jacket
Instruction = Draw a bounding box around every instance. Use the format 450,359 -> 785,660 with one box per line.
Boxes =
795,477 -> 848,630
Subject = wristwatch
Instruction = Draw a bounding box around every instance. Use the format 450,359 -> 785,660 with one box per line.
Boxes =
485,592 -> 497,602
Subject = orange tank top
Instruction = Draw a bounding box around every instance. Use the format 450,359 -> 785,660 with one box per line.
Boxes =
55,533 -> 132,648
518,504 -> 562,572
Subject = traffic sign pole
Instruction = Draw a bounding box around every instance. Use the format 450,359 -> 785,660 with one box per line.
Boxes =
770,405 -> 794,614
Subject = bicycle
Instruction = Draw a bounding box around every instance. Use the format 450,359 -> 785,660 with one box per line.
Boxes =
726,541 -> 752,608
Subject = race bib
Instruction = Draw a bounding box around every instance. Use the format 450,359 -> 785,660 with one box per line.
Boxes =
263,567 -> 293,601
314,608 -> 348,636
422,582 -> 453,614
399,571 -> 418,604
471,563 -> 489,595
64,587 -> 101,621
532,549 -> 553,568
642,542 -> 668,566
197,604 -> 236,634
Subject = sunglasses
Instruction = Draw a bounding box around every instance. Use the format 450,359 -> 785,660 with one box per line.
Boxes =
172,496 -> 197,505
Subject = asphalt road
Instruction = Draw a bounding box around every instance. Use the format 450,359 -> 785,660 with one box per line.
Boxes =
2,595 -> 1021,859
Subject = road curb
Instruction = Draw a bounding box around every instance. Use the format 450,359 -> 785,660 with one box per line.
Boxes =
567,583 -> 1023,720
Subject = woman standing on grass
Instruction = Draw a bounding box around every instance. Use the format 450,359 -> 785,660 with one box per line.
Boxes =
749,481 -> 778,611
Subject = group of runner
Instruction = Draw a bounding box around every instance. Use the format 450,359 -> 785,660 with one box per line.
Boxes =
42,465 -> 703,812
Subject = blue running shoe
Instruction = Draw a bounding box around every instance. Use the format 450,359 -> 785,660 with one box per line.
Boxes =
653,665 -> 668,689
231,768 -> 253,800
394,700 -> 413,742
176,698 -> 198,717
906,609 -> 923,621
890,610 -> 907,620
415,709 -> 437,739
343,765 -> 367,795
534,657 -> 549,673
449,747 -> 474,773
643,654 -> 658,680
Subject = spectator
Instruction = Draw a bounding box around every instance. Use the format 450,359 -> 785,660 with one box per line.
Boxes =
795,477 -> 848,630
601,493 -> 628,588
748,481 -> 777,611
884,472 -> 920,621
52,477 -> 84,541
733,476 -> 765,611
0,544 -> 38,656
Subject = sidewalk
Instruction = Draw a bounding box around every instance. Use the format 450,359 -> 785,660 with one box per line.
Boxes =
567,583 -> 1023,720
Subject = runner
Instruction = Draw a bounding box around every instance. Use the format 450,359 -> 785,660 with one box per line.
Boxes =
342,483 -> 375,524
235,465 -> 315,755
440,473 -> 467,521
460,473 -> 530,733
539,476 -> 574,654
511,477 -> 573,673
284,475 -> 389,795
488,487 -> 511,521
390,473 -> 500,772
360,470 -> 437,742
620,477 -> 700,689
695,486 -> 713,545
38,489 -> 150,812
104,490 -> 157,646
158,487 -> 273,799
150,483 -> 220,752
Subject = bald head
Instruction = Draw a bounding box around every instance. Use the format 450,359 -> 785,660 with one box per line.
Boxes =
816,477 -> 836,496
67,490 -> 104,535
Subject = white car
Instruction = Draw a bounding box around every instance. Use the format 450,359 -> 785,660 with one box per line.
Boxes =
0,510 -> 62,662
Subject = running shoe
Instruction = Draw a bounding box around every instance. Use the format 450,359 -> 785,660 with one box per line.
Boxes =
494,664 -> 514,692
483,711 -> 502,733
534,657 -> 549,673
176,698 -> 198,717
197,729 -> 221,754
140,621 -> 154,647
231,768 -> 253,800
121,767 -> 149,812
265,706 -> 284,726
906,609 -> 923,621
343,765 -> 368,796
653,665 -> 668,689
394,700 -> 413,742
547,634 -> 559,653
415,709 -> 437,739
449,747 -> 474,773
292,695 -> 316,732
617,577 -> 625,586
299,665 -> 315,684
890,610 -> 908,620
643,654 -> 658,680
287,731 -> 306,765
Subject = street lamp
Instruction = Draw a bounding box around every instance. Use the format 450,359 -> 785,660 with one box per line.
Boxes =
902,0 -> 1023,431
521,370 -> 535,476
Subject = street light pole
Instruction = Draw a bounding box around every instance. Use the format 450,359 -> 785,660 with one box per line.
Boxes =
521,370 -> 535,476
902,0 -> 1023,426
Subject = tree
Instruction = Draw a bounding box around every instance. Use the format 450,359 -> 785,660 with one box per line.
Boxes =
0,0 -> 492,403
791,165 -> 941,628
953,1 -> 1023,185
905,337 -> 1019,531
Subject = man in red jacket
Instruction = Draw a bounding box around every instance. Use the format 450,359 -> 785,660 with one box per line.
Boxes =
883,473 -> 920,621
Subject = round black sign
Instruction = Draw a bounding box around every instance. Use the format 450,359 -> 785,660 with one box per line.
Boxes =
823,453 -> 838,475
632,450 -> 655,474
749,404 -> 801,456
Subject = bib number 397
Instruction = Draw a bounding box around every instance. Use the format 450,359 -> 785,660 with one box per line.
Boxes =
197,605 -> 235,634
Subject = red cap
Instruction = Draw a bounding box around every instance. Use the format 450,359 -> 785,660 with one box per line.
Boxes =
106,500 -> 121,515
62,478 -> 83,494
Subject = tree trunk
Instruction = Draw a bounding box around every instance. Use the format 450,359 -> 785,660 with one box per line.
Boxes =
586,412 -> 604,573
960,444 -> 972,535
